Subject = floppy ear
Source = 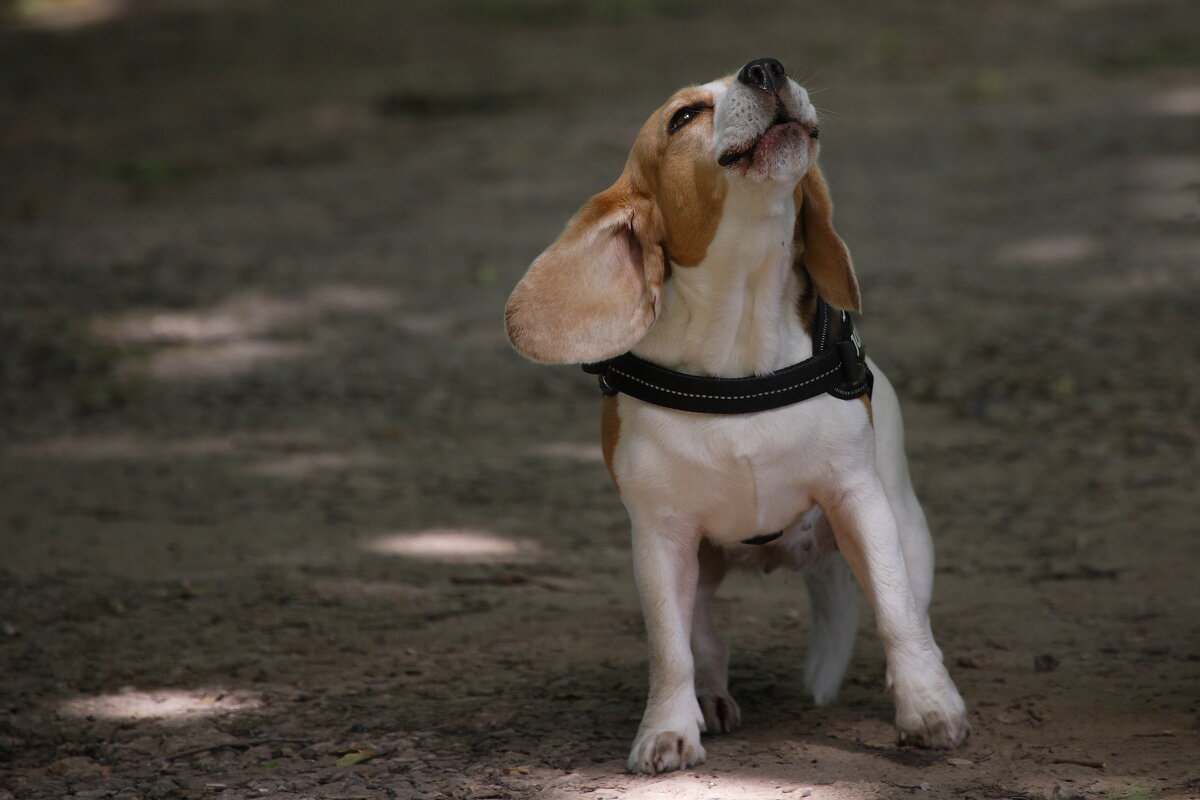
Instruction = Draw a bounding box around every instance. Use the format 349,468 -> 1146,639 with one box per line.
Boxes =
505,185 -> 664,364
795,164 -> 861,312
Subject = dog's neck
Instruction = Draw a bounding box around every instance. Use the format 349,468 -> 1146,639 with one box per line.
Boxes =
633,181 -> 814,378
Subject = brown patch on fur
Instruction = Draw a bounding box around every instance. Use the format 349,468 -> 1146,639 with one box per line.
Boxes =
794,165 -> 860,312
628,86 -> 728,268
860,394 -> 873,426
600,393 -> 621,490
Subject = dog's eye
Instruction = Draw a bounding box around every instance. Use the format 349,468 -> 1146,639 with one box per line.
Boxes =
669,104 -> 709,135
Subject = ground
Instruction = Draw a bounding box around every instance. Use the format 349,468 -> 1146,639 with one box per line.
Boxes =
1,1 -> 1199,799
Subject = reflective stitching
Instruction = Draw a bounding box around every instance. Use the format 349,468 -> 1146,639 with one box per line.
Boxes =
610,365 -> 840,401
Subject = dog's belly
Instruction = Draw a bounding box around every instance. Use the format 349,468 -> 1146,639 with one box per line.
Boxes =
723,505 -> 838,573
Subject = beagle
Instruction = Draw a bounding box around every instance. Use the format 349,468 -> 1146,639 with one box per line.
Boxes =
505,58 -> 969,775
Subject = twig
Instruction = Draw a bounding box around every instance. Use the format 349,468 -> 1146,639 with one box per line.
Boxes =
157,737 -> 311,763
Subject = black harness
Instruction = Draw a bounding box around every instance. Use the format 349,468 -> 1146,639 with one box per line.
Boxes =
582,297 -> 873,415
582,297 -> 872,548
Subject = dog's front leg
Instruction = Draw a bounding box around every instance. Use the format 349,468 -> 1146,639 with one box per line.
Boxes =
821,475 -> 970,749
626,515 -> 706,775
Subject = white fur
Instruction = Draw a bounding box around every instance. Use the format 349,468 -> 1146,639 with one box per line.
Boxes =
633,179 -> 810,378
713,76 -> 818,184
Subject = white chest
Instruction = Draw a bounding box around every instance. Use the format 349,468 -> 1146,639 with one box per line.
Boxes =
612,394 -> 867,544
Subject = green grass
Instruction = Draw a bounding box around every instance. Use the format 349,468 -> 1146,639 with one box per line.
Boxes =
111,156 -> 209,202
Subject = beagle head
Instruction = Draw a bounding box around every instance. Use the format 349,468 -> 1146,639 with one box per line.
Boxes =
506,58 -> 858,364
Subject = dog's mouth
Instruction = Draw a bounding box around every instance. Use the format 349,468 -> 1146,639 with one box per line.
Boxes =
718,114 -> 817,168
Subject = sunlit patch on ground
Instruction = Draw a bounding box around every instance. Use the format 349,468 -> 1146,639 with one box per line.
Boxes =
9,0 -> 124,30
139,340 -> 315,380
242,449 -> 384,479
1146,85 -> 1200,117
541,773 -> 864,800
59,688 -> 260,721
96,299 -> 287,345
8,433 -> 238,460
95,286 -> 401,346
992,234 -> 1099,266
363,529 -> 538,563
92,285 -> 402,381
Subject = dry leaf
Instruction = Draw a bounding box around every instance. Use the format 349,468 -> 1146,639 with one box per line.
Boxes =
335,749 -> 376,767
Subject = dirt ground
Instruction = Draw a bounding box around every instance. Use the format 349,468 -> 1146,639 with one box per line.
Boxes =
2,1 -> 1199,799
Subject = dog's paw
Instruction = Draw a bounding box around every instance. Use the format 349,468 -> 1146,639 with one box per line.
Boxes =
626,727 -> 706,775
894,679 -> 970,749
698,692 -> 741,734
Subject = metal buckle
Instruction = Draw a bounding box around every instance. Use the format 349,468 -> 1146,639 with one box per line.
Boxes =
837,339 -> 866,385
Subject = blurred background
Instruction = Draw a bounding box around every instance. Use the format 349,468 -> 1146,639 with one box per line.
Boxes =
1,1 -> 1197,799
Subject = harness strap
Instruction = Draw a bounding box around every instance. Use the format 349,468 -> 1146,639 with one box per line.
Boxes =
582,297 -> 872,415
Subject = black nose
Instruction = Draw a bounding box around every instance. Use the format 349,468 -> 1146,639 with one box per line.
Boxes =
737,58 -> 786,93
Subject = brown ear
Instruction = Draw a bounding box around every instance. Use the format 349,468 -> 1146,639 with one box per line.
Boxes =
795,164 -> 860,312
505,185 -> 664,364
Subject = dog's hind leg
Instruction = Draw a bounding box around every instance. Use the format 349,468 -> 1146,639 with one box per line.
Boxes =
803,546 -> 859,706
692,539 -> 741,733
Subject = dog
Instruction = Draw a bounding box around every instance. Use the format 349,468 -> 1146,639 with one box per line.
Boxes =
504,58 -> 969,775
